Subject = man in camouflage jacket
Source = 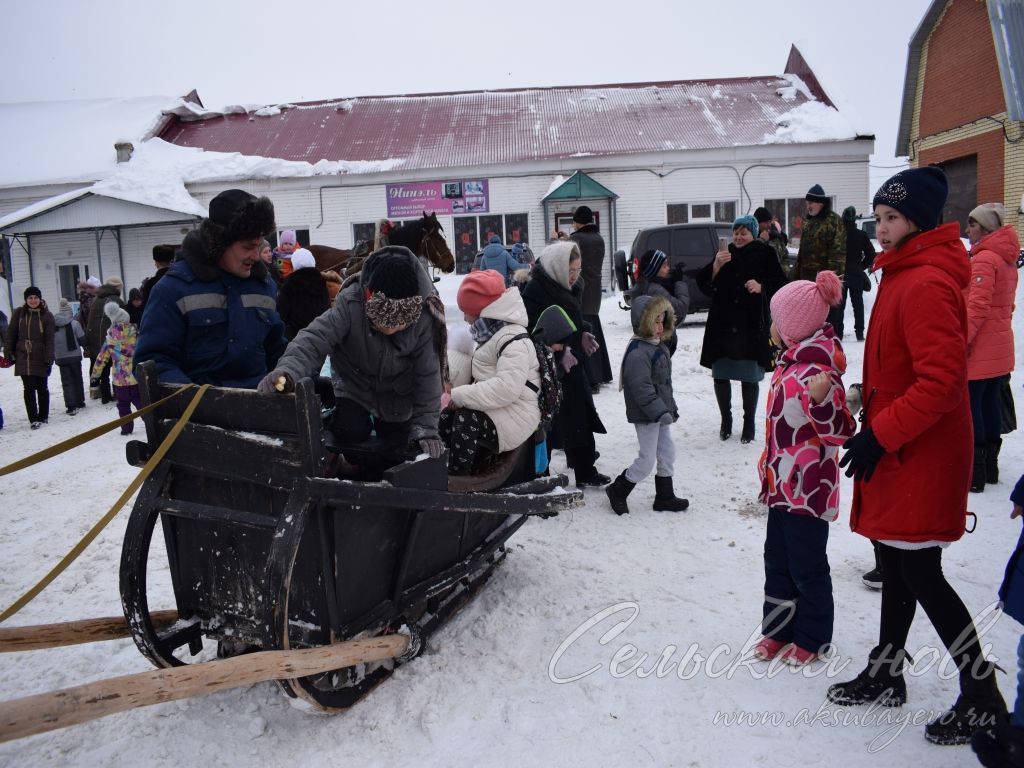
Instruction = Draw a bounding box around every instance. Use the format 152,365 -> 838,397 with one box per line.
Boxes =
794,184 -> 846,281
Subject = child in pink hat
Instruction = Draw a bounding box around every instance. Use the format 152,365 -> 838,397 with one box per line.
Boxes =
754,270 -> 856,666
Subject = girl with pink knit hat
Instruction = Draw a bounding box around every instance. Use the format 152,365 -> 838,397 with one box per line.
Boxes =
754,270 -> 856,666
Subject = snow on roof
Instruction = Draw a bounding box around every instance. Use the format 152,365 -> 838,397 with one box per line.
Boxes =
0,95 -> 180,189
789,39 -> 874,137
159,76 -> 863,174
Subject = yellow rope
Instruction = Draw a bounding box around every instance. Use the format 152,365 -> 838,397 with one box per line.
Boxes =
0,386 -> 196,477
0,385 -> 210,624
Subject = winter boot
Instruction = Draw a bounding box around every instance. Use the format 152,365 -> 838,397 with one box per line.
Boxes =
987,439 -> 1002,485
925,661 -> 1007,746
605,473 -> 636,516
714,379 -> 732,440
827,646 -> 908,707
652,475 -> 689,512
971,716 -> 1024,768
972,444 -> 988,493
862,540 -> 883,590
740,382 -> 759,444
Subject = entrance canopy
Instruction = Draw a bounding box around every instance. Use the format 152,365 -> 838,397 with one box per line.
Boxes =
542,171 -> 619,203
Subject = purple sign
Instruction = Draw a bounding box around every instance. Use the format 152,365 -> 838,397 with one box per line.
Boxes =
386,179 -> 489,218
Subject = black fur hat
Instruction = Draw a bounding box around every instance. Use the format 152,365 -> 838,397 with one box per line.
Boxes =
753,206 -> 773,224
197,190 -> 275,262
207,190 -> 275,243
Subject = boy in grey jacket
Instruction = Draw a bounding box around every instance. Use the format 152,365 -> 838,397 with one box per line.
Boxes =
606,295 -> 689,515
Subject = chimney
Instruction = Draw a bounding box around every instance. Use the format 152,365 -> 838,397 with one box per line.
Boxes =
114,141 -> 134,163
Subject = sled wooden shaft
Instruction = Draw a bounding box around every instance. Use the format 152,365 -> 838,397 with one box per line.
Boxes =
0,634 -> 410,742
0,611 -> 179,653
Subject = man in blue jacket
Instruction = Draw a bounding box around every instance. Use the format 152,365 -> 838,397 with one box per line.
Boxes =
135,189 -> 287,388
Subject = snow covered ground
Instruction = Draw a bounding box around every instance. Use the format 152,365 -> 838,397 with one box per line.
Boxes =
1,274 -> 1021,767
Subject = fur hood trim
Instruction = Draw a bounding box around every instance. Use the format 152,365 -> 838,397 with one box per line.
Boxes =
630,295 -> 675,341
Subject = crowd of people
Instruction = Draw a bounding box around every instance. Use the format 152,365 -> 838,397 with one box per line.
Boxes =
4,177 -> 1024,763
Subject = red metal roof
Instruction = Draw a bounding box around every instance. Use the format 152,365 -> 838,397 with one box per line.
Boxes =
158,77 -> 825,172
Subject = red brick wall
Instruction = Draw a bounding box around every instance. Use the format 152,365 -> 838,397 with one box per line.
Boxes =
919,129 -> 1004,203
920,0 -> 1006,138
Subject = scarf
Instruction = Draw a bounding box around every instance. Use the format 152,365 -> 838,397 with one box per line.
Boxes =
470,316 -> 507,345
364,290 -> 423,329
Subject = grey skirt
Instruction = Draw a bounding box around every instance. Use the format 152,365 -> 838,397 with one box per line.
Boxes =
711,358 -> 765,383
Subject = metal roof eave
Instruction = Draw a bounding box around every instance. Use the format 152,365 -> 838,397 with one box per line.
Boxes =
896,0 -> 948,156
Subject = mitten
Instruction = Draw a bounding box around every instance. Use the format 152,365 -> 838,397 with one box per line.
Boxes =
657,412 -> 674,426
257,370 -> 294,395
839,428 -> 886,482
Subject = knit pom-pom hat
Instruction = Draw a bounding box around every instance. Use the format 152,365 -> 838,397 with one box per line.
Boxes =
770,270 -> 843,347
457,269 -> 506,316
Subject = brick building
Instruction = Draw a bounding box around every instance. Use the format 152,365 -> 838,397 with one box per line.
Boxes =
896,0 -> 1024,232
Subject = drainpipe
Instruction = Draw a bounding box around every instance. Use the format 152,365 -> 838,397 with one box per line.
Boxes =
27,233 -> 35,287
94,230 -> 104,281
115,228 -> 126,291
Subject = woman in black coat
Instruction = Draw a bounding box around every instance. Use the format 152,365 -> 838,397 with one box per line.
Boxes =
521,240 -> 609,487
697,216 -> 787,444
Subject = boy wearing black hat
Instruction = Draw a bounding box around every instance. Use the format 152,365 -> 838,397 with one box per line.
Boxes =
754,206 -> 790,269
135,189 -> 287,388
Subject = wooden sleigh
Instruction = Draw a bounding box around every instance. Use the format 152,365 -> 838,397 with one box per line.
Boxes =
114,361 -> 582,712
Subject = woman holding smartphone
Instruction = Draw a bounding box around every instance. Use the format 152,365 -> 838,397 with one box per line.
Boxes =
696,216 -> 787,443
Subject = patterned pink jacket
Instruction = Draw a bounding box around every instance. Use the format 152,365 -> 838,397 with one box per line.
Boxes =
758,326 -> 856,520
92,322 -> 138,387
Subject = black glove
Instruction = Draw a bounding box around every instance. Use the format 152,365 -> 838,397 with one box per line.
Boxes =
256,370 -> 294,395
839,428 -> 886,483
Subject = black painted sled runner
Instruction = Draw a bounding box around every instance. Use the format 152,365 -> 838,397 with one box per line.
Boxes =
118,362 -> 581,712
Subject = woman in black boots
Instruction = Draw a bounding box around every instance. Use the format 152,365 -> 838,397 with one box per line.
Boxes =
5,286 -> 55,428
696,216 -> 786,444
830,167 -> 1006,746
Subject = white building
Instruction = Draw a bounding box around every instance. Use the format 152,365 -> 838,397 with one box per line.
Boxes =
0,46 -> 873,317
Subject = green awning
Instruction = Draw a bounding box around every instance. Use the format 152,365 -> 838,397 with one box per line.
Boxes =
542,171 -> 618,202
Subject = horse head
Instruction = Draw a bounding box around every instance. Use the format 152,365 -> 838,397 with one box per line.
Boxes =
420,211 -> 455,273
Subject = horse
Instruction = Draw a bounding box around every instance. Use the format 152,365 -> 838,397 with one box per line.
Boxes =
310,212 -> 455,277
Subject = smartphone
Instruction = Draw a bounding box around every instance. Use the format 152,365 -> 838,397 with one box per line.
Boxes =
718,237 -> 728,251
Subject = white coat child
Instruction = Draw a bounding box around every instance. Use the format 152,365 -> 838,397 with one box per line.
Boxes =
606,295 -> 689,515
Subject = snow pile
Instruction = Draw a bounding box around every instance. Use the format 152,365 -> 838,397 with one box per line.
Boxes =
762,100 -> 859,145
0,96 -> 179,188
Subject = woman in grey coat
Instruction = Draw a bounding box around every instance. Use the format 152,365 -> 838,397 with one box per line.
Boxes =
53,297 -> 88,414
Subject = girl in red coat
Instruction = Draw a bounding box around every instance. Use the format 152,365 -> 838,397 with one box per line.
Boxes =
827,167 -> 1006,746
964,202 -> 1019,492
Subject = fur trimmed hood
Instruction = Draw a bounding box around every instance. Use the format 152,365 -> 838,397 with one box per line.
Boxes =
179,228 -> 271,283
178,194 -> 275,282
630,295 -> 675,342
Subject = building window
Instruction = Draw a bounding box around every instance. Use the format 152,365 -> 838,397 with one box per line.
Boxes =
353,222 -> 376,245
764,198 -> 832,242
667,201 -> 735,224
269,228 -> 310,249
453,214 -> 530,274
667,205 -> 689,224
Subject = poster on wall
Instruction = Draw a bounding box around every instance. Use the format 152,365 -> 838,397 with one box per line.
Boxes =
386,179 -> 489,219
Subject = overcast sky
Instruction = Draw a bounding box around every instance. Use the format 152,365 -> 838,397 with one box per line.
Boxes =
3,0 -> 934,196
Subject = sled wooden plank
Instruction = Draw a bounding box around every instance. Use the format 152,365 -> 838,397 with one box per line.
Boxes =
308,477 -> 582,516
0,611 -> 179,653
159,423 -> 302,489
0,634 -> 410,742
156,498 -> 278,530
149,384 -> 298,434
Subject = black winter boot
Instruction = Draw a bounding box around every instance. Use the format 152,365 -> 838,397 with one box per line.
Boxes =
972,444 -> 988,493
925,661 -> 1007,746
987,439 -> 1002,485
862,540 -> 883,590
971,716 -> 1024,767
653,475 -> 689,512
606,473 -> 635,516
714,379 -> 732,440
740,382 -> 758,444
827,646 -> 908,707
